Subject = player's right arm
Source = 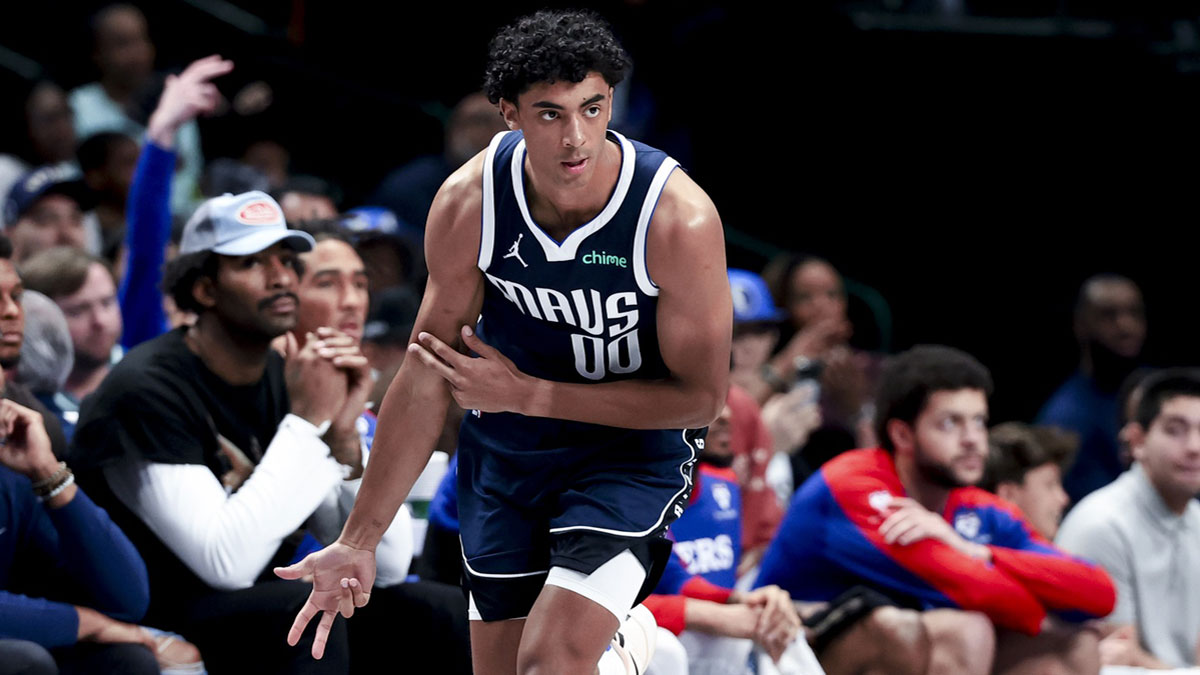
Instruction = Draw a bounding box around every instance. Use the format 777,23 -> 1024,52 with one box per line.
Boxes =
275,153 -> 486,658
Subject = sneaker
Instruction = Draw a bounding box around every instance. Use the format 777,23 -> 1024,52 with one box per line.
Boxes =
609,604 -> 657,674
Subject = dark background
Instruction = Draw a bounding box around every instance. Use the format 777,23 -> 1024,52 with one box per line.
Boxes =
2,1 -> 1198,422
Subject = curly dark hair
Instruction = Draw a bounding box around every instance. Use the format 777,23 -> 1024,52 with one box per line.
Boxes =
162,250 -> 219,315
483,9 -> 631,105
875,345 -> 994,454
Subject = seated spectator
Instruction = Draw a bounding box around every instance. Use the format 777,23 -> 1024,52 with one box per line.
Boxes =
342,207 -> 424,289
756,345 -> 1115,675
21,248 -> 123,408
761,255 -> 880,461
368,91 -> 507,233
0,395 -> 200,675
14,291 -> 77,439
1056,368 -> 1200,670
70,3 -> 203,216
3,166 -> 94,264
1038,274 -> 1146,504
726,269 -> 822,509
69,191 -> 366,673
0,82 -> 78,207
361,285 -> 418,391
0,237 -> 68,459
77,132 -> 139,264
275,176 -> 338,223
982,423 -> 1076,540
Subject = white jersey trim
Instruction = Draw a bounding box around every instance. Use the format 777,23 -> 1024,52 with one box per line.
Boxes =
511,130 -> 637,262
477,131 -> 508,272
548,428 -> 698,537
632,159 -> 678,297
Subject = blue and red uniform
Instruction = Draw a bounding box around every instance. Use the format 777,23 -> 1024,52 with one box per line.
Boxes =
668,464 -> 742,588
755,448 -> 1115,635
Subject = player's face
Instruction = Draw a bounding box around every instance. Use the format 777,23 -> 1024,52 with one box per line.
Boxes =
1078,280 -> 1145,359
905,389 -> 989,488
998,463 -> 1069,539
295,239 -> 369,344
0,260 -> 24,370
11,194 -> 86,263
56,262 -> 123,369
1132,396 -> 1200,506
500,72 -> 614,188
209,242 -> 302,341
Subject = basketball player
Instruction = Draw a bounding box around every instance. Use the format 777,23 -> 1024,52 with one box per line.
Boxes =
277,10 -> 732,674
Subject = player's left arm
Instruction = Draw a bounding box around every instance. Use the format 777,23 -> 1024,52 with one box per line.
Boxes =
984,502 -> 1117,620
421,170 -> 731,430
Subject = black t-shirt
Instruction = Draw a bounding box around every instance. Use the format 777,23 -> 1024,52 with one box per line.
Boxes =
71,328 -> 293,625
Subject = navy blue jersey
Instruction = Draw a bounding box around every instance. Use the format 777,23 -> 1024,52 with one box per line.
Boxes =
459,129 -> 695,459
476,128 -> 675,385
453,129 -> 705,619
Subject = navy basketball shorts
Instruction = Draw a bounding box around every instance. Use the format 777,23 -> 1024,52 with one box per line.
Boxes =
456,419 -> 704,622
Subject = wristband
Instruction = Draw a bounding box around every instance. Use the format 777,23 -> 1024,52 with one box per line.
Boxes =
36,470 -> 75,503
31,461 -> 68,490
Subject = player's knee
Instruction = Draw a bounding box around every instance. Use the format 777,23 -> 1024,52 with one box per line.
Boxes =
863,606 -> 930,666
924,610 -> 995,675
516,634 -> 594,675
1057,627 -> 1101,675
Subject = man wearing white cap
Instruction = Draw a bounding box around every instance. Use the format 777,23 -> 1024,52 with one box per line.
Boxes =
69,191 -> 382,673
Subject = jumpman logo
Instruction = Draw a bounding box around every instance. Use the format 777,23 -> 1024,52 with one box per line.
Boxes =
504,233 -> 529,268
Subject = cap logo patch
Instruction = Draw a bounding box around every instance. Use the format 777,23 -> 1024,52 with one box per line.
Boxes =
237,201 -> 279,225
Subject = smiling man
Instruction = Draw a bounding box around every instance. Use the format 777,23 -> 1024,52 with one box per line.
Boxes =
756,345 -> 1116,675
278,9 -> 731,675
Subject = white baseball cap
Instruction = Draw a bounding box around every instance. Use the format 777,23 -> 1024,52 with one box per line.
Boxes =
180,191 -> 315,256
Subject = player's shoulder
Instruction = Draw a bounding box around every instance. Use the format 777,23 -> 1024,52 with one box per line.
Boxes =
820,448 -> 904,501
823,448 -> 895,481
649,166 -> 721,241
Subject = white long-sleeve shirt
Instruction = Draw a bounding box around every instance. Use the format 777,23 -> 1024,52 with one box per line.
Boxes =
104,413 -> 412,591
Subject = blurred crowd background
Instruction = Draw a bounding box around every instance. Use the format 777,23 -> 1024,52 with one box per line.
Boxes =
4,0 -> 1197,426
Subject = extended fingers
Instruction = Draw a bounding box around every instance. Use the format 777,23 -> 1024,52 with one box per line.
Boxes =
286,600 -> 320,647
311,610 -> 336,659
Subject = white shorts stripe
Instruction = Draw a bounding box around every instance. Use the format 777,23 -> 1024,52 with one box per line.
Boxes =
548,429 -> 698,537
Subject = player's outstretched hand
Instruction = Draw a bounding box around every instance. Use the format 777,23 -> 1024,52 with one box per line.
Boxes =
274,541 -> 376,659
409,326 -> 534,414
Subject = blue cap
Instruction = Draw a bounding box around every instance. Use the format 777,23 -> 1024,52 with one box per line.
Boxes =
4,165 -> 94,228
342,207 -> 401,236
728,268 -> 786,324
